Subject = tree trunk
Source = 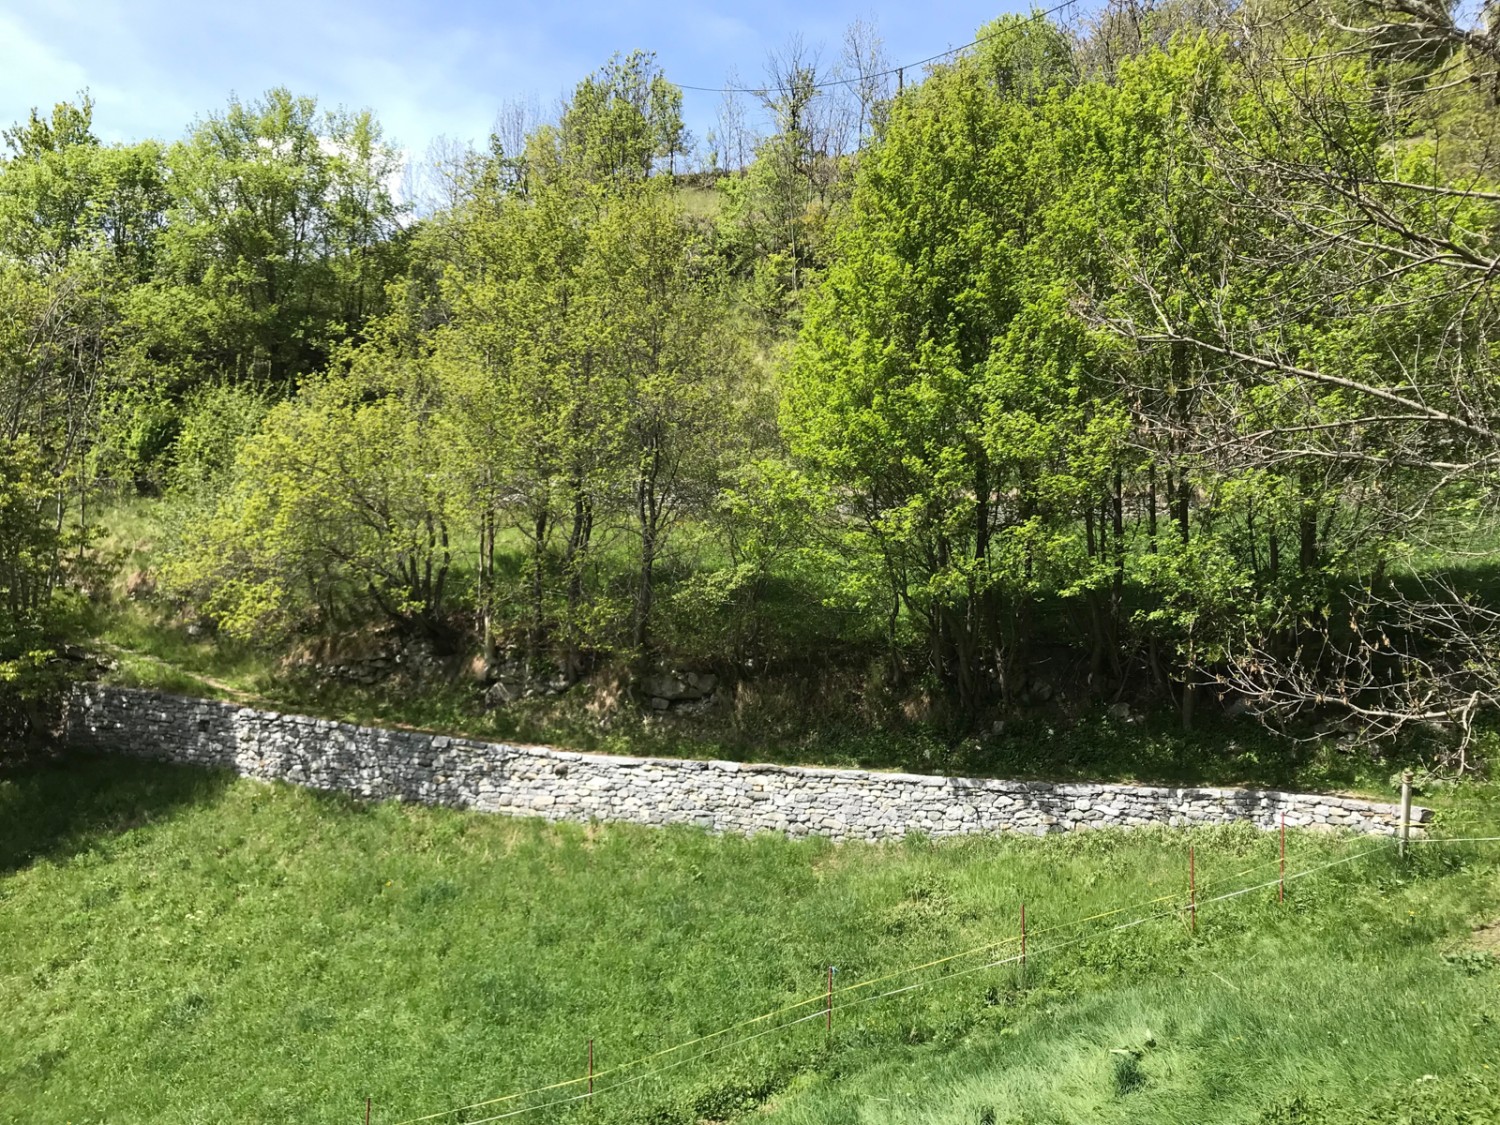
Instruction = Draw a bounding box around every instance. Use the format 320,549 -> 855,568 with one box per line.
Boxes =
1147,463 -> 1157,551
529,508 -> 549,666
1085,505 -> 1106,688
563,482 -> 593,681
1298,470 -> 1318,572
480,509 -> 497,663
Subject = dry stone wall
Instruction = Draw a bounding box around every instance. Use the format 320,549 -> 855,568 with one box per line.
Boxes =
66,686 -> 1430,841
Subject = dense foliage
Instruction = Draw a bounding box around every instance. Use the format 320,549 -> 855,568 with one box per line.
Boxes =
5,1 -> 1500,761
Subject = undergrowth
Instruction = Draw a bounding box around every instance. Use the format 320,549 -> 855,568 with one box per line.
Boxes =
86,496 -> 1473,798
92,595 -> 1441,798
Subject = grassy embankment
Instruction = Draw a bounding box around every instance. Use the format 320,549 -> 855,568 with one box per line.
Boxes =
87,499 -> 1443,798
3,753 -> 1498,1125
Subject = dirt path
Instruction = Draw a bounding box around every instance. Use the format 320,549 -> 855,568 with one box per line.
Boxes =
97,643 -> 267,707
1473,920 -> 1500,956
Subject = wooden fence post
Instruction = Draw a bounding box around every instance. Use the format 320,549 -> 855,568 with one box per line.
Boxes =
825,966 -> 834,1043
1399,770 -> 1413,858
1189,845 -> 1197,934
1020,900 -> 1027,986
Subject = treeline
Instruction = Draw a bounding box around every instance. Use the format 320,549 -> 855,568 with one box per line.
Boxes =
4,1 -> 1500,759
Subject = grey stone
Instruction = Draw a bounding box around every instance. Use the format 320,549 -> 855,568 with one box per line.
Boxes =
64,685 -> 1429,846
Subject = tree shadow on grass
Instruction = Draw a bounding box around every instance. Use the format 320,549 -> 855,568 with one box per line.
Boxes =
0,751 -> 233,876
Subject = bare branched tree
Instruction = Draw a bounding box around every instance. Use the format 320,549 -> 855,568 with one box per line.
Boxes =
1091,0 -> 1500,763
492,94 -> 543,162
715,69 -> 755,173
841,16 -> 892,150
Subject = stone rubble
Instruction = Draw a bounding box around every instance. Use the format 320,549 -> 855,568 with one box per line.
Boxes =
66,686 -> 1430,842
641,670 -> 718,712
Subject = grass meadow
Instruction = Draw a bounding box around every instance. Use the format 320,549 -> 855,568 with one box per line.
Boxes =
3,754 -> 1499,1124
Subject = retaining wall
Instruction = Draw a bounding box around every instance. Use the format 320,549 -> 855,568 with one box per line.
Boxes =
65,686 -> 1430,841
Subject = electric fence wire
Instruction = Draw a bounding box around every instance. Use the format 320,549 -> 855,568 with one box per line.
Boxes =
387,833 -> 1452,1125
455,1008 -> 837,1125
388,851 -> 1219,1125
441,843 -> 1399,1125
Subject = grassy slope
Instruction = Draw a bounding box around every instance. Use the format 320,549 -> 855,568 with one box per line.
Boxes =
93,589 -> 1421,799
3,755 -> 1498,1125
90,493 -> 1446,798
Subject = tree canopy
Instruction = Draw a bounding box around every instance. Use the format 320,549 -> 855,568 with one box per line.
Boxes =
7,2 -> 1500,762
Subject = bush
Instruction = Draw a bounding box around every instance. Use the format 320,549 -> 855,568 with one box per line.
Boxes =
161,371 -> 457,644
168,383 -> 269,496
0,439 -> 87,747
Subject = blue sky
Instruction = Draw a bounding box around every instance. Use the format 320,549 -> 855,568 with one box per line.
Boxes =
0,1 -> 1060,161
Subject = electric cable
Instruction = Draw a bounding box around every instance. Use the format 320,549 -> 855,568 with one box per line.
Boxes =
384,837 -> 1404,1124
675,1 -> 1083,94
430,844 -> 1394,1124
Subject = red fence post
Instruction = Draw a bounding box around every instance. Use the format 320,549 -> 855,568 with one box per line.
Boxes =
365,1096 -> 371,1125
588,1037 -> 594,1096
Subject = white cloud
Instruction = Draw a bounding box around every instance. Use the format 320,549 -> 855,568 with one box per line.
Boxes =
0,12 -> 97,126
1,0 -> 1045,161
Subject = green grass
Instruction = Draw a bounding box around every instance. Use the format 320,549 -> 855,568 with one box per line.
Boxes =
677,183 -> 725,221
90,613 -> 1428,797
85,493 -> 1457,799
3,754 -> 1499,1124
94,601 -> 271,700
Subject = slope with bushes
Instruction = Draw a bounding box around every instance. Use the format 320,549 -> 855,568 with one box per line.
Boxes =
7,4 -> 1500,770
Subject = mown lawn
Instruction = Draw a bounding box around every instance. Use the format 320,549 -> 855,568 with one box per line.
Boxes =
2,755 -> 1498,1125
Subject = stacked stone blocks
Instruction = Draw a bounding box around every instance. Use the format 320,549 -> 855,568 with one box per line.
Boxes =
66,686 -> 1430,841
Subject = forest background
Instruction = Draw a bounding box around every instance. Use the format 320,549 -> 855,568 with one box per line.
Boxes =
5,0 -> 1500,785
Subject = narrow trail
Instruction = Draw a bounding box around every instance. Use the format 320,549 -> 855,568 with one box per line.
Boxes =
97,642 -> 266,707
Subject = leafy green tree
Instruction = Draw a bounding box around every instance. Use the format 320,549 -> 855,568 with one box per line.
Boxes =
559,51 -> 689,183
0,93 -> 169,285
150,87 -> 404,391
427,159 -> 621,669
787,23 -> 1108,717
1105,3 -> 1500,751
163,362 -> 455,644
0,98 -> 132,744
426,139 -> 748,670
0,95 -> 109,269
582,180 -> 747,656
0,438 -> 89,747
1042,37 -> 1229,721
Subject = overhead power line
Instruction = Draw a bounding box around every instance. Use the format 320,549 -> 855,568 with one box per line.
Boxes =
675,0 -> 1083,95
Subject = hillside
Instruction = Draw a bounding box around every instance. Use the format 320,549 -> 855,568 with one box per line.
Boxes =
4,754 -> 1498,1125
6,7 -> 1500,1124
9,7 -> 1500,776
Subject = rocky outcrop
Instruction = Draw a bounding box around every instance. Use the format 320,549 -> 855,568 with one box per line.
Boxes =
482,655 -> 572,705
641,671 -> 718,711
290,630 -> 445,687
66,685 -> 1431,842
